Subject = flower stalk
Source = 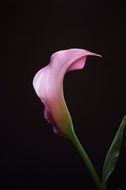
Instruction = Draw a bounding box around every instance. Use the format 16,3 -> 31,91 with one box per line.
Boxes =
69,130 -> 106,190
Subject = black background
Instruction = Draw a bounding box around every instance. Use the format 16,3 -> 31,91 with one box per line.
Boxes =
1,0 -> 126,189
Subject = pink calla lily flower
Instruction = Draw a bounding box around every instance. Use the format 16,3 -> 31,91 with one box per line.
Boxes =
33,49 -> 101,138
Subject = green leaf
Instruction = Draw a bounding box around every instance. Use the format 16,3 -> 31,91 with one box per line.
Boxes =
102,115 -> 126,187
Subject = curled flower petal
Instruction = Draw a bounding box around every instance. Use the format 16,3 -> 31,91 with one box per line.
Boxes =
33,49 -> 101,138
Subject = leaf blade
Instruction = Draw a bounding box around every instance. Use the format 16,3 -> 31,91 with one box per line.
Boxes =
102,115 -> 126,186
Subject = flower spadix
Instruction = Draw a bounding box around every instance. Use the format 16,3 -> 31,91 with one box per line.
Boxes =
33,49 -> 101,138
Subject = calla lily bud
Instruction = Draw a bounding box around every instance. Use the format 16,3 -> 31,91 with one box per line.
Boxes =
33,49 -> 101,138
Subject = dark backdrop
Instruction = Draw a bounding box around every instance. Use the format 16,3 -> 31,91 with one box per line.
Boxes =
1,0 -> 126,189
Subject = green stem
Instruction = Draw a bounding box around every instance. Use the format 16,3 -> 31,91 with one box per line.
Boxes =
69,130 -> 105,190
102,182 -> 107,190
